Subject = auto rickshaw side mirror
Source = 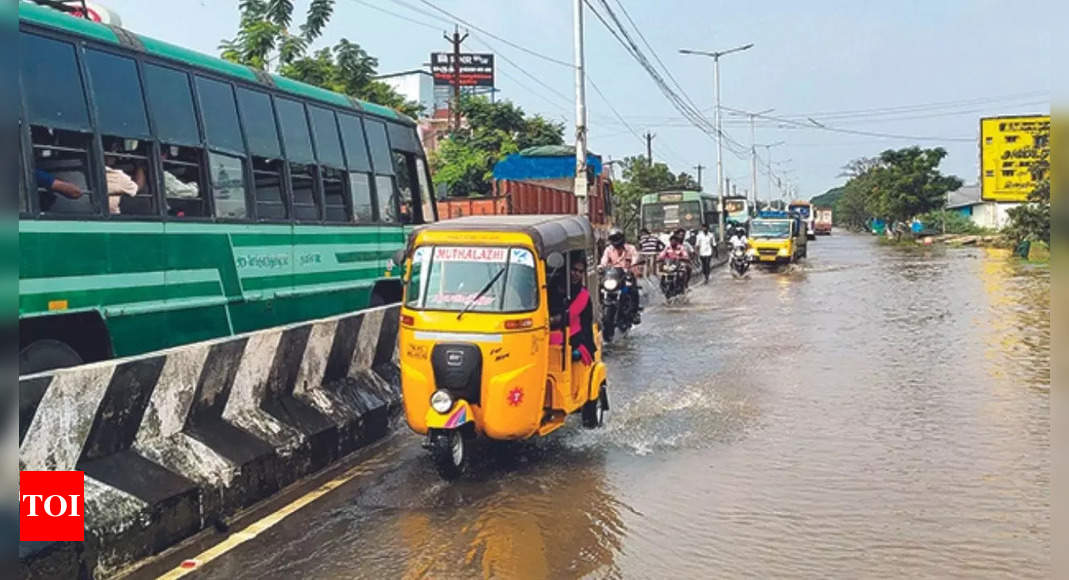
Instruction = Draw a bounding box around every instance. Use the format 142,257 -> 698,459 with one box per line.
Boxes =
546,252 -> 565,271
392,249 -> 406,266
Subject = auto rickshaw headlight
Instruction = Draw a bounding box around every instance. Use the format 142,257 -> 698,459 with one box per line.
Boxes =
778,247 -> 789,256
430,390 -> 454,414
602,277 -> 619,291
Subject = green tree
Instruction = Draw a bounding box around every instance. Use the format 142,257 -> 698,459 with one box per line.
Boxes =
431,96 -> 564,197
219,1 -> 418,116
810,186 -> 844,209
832,148 -> 961,230
873,147 -> 962,224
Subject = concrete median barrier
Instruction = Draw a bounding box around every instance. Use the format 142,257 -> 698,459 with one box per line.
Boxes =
18,304 -> 402,578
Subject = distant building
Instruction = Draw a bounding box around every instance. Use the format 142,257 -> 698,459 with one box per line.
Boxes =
374,70 -> 447,117
945,184 -> 1018,229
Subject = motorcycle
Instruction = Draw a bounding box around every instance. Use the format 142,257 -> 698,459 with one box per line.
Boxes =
660,259 -> 687,300
730,246 -> 750,277
599,266 -> 637,342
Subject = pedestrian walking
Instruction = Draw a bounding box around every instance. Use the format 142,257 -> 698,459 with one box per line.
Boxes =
694,224 -> 716,282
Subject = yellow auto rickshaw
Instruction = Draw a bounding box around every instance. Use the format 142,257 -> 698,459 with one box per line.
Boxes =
395,215 -> 609,479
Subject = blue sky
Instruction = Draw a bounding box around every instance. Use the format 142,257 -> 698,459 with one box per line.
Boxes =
102,0 -> 1051,198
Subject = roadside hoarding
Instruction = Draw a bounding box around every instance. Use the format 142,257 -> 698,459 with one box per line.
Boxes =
430,52 -> 495,87
980,115 -> 1050,202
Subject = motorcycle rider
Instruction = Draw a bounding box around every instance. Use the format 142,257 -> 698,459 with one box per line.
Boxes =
728,225 -> 750,274
729,225 -> 749,253
599,228 -> 642,324
658,232 -> 692,289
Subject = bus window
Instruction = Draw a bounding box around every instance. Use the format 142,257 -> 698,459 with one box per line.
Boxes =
392,151 -> 415,224
236,88 -> 286,220
365,119 -> 398,223
208,152 -> 248,219
338,113 -> 375,223
196,76 -> 250,218
143,64 -> 207,217
195,77 -> 245,155
309,107 -> 348,222
85,50 -> 156,217
21,33 -> 95,215
415,156 -> 436,223
21,33 -> 90,131
275,98 -> 320,221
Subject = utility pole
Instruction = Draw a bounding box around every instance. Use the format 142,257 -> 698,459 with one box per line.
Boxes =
444,25 -> 468,132
758,141 -> 785,209
680,43 -> 754,243
694,164 -> 704,189
644,131 -> 655,164
573,0 -> 589,218
747,108 -> 772,211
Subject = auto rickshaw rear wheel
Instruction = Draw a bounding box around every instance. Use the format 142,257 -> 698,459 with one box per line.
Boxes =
431,429 -> 467,480
582,384 -> 608,429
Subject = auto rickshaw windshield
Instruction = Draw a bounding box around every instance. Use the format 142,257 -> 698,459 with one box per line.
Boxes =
405,245 -> 540,313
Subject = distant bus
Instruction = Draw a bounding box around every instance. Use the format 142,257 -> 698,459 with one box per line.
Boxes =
788,200 -> 816,240
723,195 -> 751,231
18,1 -> 436,372
814,207 -> 833,235
640,190 -> 719,238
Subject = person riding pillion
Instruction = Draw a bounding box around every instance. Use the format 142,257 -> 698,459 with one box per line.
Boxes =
658,232 -> 692,288
599,228 -> 643,324
729,226 -> 749,252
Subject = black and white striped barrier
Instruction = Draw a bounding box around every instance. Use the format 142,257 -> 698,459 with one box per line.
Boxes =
19,304 -> 401,578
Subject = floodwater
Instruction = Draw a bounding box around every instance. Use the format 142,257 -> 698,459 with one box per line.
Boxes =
188,232 -> 1050,579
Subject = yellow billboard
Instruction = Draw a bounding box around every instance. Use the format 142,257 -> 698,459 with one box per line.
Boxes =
980,115 -> 1050,202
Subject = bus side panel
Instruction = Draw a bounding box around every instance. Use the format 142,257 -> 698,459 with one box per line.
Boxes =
19,221 -> 171,358
158,222 -> 242,354
225,223 -> 295,334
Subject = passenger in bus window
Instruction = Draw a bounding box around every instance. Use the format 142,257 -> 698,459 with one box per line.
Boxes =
145,150 -> 200,199
35,168 -> 83,200
105,163 -> 138,214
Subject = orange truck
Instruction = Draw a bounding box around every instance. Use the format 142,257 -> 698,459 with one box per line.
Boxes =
436,146 -> 613,231
815,206 -> 833,235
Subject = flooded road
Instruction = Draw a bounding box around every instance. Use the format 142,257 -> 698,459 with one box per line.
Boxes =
183,232 -> 1050,579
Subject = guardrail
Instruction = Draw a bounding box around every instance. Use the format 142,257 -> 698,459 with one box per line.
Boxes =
19,304 -> 402,578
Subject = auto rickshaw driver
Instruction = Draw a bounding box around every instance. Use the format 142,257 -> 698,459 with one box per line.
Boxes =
549,258 -> 597,366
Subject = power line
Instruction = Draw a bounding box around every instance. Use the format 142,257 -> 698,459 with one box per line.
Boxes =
720,106 -> 976,142
588,77 -> 644,144
412,0 -> 575,68
588,0 -> 750,160
346,0 -> 440,31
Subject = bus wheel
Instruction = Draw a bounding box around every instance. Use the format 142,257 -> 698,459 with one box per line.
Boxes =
19,339 -> 83,375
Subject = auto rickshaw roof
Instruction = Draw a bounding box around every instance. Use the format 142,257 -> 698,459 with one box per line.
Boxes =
412,215 -> 594,256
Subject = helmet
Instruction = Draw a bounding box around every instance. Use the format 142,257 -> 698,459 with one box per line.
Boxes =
608,228 -> 625,246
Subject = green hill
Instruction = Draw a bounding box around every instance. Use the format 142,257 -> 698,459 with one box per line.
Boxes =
811,186 -> 844,207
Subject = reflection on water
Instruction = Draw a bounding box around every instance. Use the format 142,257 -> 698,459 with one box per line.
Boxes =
195,233 -> 1048,579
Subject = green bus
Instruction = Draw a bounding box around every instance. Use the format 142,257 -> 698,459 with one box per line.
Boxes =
17,1 -> 436,373
639,190 -> 720,238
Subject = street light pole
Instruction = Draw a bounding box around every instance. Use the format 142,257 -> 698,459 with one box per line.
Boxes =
573,0 -> 589,218
680,43 -> 753,242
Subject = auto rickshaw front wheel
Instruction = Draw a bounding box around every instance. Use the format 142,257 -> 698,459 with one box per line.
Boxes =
430,429 -> 467,480
582,384 -> 609,429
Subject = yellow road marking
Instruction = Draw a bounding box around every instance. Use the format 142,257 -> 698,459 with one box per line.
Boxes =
157,458 -> 383,579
